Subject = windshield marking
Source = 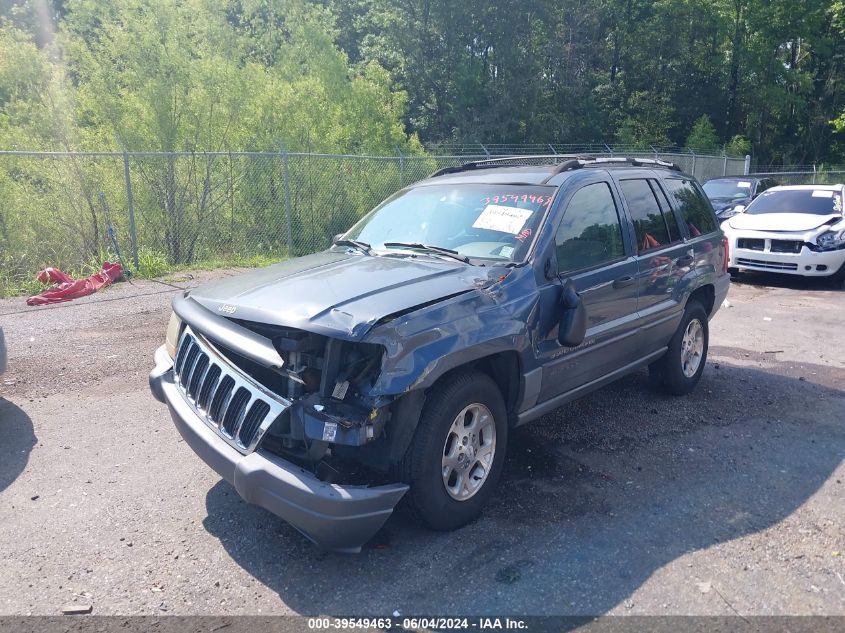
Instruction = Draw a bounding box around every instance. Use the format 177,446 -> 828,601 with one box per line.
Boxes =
481,194 -> 553,206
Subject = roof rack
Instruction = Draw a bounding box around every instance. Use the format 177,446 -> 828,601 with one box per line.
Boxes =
584,156 -> 681,170
429,154 -> 681,179
430,154 -> 585,178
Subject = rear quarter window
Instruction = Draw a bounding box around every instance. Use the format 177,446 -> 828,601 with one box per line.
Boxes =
663,178 -> 718,237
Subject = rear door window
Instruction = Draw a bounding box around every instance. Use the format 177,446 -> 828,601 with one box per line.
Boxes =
649,179 -> 682,242
663,178 -> 718,237
619,178 -> 679,252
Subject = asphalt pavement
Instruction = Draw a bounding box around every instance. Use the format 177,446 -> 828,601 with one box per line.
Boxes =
0,270 -> 843,616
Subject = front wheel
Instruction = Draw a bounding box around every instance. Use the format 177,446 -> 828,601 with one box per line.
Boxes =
398,371 -> 508,531
649,301 -> 709,395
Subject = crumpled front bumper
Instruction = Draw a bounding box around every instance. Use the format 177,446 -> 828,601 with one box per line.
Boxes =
149,345 -> 408,552
728,241 -> 845,276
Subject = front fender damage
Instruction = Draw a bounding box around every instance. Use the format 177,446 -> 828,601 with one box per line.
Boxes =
364,267 -> 540,395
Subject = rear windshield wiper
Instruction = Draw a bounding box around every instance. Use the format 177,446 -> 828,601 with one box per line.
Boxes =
383,242 -> 470,264
332,238 -> 372,255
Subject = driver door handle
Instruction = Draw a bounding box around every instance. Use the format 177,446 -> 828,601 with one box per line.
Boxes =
613,275 -> 635,289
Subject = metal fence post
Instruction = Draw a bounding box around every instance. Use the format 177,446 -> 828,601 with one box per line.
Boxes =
744,155 -> 751,175
279,145 -> 293,258
396,146 -> 405,188
722,152 -> 728,176
691,150 -> 697,179
813,165 -> 817,184
122,150 -> 139,269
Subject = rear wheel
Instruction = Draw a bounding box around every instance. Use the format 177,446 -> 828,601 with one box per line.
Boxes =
398,371 -> 508,531
649,301 -> 709,395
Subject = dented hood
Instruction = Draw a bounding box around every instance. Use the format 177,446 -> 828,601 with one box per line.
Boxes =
186,250 -> 490,340
727,212 -> 842,232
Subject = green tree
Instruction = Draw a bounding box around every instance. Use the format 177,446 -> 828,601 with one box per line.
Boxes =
686,115 -> 720,152
57,0 -> 416,263
725,135 -> 751,157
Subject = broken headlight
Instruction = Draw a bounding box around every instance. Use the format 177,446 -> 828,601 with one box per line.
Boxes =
815,229 -> 845,251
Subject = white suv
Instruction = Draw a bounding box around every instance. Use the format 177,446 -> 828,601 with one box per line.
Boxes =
721,184 -> 845,282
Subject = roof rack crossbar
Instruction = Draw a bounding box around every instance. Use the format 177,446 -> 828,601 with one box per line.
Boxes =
429,154 -> 681,179
588,156 -> 681,171
539,159 -> 582,184
429,154 -> 578,178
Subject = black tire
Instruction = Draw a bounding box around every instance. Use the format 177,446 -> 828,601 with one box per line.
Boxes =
649,301 -> 709,396
398,370 -> 508,531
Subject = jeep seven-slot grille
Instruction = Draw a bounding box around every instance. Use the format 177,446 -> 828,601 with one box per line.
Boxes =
173,327 -> 290,453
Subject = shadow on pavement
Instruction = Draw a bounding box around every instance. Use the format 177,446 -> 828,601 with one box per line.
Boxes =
203,357 -> 845,615
0,398 -> 36,493
731,271 -> 844,292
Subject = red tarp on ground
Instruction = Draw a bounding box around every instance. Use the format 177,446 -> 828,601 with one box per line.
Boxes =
26,262 -> 123,306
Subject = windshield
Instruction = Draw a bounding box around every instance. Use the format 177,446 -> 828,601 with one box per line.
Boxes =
341,184 -> 556,263
745,189 -> 844,216
703,180 -> 754,199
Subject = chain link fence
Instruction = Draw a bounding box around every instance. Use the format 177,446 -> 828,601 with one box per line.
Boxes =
0,147 -> 746,295
748,166 -> 845,186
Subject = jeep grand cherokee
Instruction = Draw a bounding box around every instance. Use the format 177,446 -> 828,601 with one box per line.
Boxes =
149,156 -> 730,551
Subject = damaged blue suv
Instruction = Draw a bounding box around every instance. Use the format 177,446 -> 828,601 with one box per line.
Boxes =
150,156 -> 730,551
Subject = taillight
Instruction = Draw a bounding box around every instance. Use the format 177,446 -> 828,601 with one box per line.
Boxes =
722,236 -> 730,273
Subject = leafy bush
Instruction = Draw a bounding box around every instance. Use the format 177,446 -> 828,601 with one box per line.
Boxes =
135,247 -> 170,279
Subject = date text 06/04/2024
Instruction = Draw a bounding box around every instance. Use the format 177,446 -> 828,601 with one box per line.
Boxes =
306,617 -> 528,630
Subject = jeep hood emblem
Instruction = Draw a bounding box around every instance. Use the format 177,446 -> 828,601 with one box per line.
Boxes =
218,304 -> 237,314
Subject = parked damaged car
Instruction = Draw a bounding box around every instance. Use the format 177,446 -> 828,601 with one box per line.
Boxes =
150,156 -> 730,551
722,184 -> 845,282
703,176 -> 779,220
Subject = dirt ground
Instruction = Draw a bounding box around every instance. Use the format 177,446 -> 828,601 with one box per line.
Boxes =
0,269 -> 843,616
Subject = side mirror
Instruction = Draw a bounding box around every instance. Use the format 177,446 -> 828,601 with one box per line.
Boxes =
332,233 -> 344,245
733,204 -> 746,213
558,279 -> 587,347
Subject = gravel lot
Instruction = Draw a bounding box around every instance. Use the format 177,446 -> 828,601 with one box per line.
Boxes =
0,270 -> 843,616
